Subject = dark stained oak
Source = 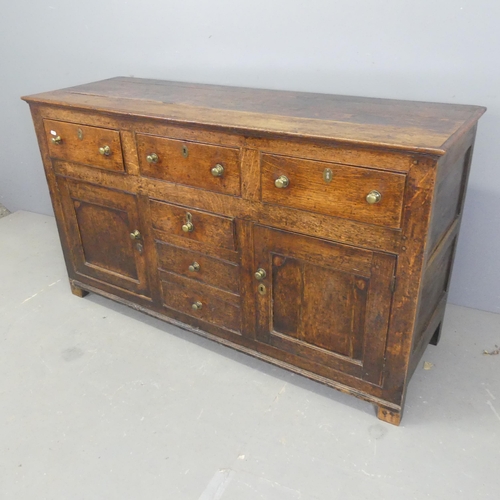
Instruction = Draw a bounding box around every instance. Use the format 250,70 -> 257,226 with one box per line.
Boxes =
261,153 -> 407,228
136,133 -> 242,196
23,77 -> 486,425
24,77 -> 485,155
44,119 -> 124,172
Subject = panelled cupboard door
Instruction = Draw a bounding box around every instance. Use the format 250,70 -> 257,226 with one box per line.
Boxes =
254,226 -> 396,386
56,177 -> 150,297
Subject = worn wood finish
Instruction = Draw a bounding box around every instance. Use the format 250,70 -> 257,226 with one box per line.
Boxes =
261,154 -> 407,228
159,271 -> 241,334
254,226 -> 395,385
149,199 -> 236,251
44,119 -> 124,172
23,78 -> 485,426
156,241 -> 239,294
56,177 -> 151,298
136,133 -> 241,196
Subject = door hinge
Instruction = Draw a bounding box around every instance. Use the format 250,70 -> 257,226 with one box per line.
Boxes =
390,276 -> 397,293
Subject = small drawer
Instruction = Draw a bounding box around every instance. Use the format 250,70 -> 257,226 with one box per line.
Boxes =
261,154 -> 406,228
136,134 -> 241,195
44,120 -> 124,172
150,200 -> 236,251
156,242 -> 239,294
160,271 -> 241,333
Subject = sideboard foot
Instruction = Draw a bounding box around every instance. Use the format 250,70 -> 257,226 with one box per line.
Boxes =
429,323 -> 442,346
70,282 -> 89,298
377,406 -> 402,426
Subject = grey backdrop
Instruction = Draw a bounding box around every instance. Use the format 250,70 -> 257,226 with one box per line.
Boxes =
1,0 -> 499,313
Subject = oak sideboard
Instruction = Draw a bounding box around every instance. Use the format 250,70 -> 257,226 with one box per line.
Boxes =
23,78 -> 485,424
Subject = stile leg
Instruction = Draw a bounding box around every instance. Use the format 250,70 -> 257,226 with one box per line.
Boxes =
377,406 -> 402,426
70,282 -> 89,298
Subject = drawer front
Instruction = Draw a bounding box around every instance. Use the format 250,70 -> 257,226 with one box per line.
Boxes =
137,134 -> 241,195
261,154 -> 406,228
156,242 -> 239,294
44,120 -> 124,171
160,272 -> 241,333
150,200 -> 236,251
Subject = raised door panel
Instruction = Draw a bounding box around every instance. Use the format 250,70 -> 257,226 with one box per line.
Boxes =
254,226 -> 396,386
56,177 -> 150,297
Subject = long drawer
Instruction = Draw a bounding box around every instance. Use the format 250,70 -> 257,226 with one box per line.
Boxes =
261,153 -> 406,228
160,271 -> 241,334
156,242 -> 239,294
44,119 -> 124,172
149,200 -> 236,251
137,134 -> 241,195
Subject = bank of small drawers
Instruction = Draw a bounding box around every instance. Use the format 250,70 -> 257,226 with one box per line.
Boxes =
150,199 -> 241,334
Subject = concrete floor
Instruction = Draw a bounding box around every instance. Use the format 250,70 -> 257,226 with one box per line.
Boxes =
0,211 -> 499,500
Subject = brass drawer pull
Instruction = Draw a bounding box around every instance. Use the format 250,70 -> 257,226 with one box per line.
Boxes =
130,229 -> 141,240
182,212 -> 194,232
147,153 -> 159,163
99,145 -> 111,156
51,135 -> 62,145
192,301 -> 202,311
366,190 -> 382,204
275,175 -> 289,189
255,268 -> 267,280
211,164 -> 224,177
189,262 -> 200,272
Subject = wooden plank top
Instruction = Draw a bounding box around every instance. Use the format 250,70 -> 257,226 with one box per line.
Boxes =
23,77 -> 486,156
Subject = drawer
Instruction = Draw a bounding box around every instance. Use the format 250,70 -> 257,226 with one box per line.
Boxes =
136,134 -> 241,195
160,271 -> 241,333
156,242 -> 239,294
44,120 -> 124,172
150,200 -> 236,251
261,154 -> 406,228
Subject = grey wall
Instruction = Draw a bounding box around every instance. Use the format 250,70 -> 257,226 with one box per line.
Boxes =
1,0 -> 499,313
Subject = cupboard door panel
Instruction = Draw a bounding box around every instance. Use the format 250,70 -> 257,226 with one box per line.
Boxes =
254,226 -> 395,385
56,177 -> 150,297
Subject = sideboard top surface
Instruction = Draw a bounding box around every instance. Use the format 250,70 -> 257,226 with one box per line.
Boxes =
23,77 -> 485,156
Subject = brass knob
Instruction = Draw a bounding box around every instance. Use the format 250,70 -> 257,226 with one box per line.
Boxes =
192,301 -> 203,311
275,175 -> 289,189
147,153 -> 158,163
366,190 -> 382,204
188,262 -> 200,272
130,229 -> 141,240
211,164 -> 224,177
255,268 -> 267,280
51,135 -> 62,145
182,213 -> 194,233
99,145 -> 111,156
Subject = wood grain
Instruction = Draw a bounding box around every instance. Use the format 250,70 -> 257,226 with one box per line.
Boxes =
23,78 -> 486,425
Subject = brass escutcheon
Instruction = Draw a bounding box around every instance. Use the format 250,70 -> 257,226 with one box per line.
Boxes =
323,168 -> 333,183
77,128 -> 83,140
182,145 -> 189,158
258,283 -> 267,295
